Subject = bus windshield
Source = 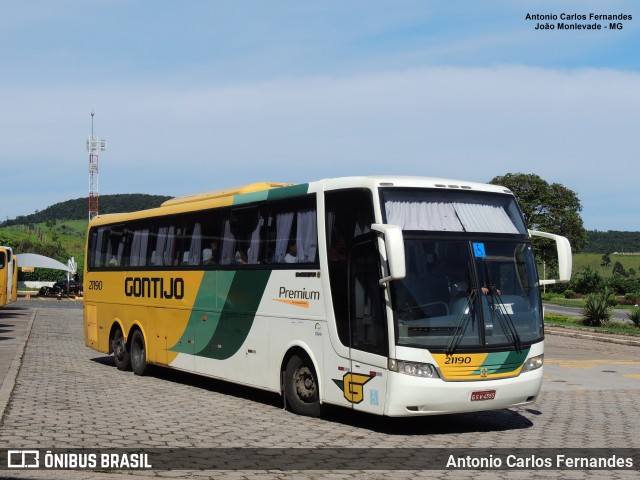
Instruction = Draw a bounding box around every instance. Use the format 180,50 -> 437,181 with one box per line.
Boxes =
389,237 -> 542,351
381,187 -> 528,235
380,187 -> 541,352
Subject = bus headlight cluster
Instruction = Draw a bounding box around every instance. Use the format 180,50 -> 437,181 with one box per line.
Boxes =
521,354 -> 544,373
389,359 -> 439,378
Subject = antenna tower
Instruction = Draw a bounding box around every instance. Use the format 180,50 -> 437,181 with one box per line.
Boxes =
86,111 -> 107,220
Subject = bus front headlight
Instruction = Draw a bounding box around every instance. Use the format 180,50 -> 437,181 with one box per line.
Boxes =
521,354 -> 544,373
388,359 -> 439,378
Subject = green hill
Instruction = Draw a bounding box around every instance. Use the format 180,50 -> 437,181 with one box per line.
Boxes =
585,231 -> 640,254
2,193 -> 173,227
1,194 -> 173,282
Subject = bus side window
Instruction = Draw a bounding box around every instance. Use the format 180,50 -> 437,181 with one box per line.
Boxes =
226,206 -> 265,265
89,228 -> 104,268
107,226 -> 125,267
149,224 -> 177,267
128,226 -> 150,267
197,212 -> 221,266
266,196 -> 318,266
178,222 -> 202,266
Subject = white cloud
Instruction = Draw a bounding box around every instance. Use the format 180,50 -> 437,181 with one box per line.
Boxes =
1,65 -> 638,229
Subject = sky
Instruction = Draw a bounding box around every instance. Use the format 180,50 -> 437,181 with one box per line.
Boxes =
0,0 -> 638,231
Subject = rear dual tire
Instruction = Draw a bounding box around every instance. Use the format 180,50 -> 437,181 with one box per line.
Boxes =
112,327 -> 148,376
130,330 -> 149,376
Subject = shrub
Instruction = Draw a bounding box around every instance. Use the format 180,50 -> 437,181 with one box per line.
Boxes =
628,307 -> 640,328
541,292 -> 561,301
581,287 -> 615,327
563,289 -> 576,299
607,276 -> 640,296
569,266 -> 604,294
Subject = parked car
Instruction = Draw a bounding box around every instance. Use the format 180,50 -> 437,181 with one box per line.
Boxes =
39,279 -> 83,297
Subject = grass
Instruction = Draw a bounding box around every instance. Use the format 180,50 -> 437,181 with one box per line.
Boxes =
572,252 -> 640,277
541,296 -> 585,308
0,219 -> 87,274
542,294 -> 639,311
545,313 -> 640,335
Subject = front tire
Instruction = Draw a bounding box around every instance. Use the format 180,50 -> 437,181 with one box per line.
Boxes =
284,354 -> 321,417
130,330 -> 149,376
112,328 -> 131,371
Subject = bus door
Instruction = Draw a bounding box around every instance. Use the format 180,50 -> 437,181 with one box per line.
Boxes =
0,249 -> 6,306
5,251 -> 13,305
11,258 -> 18,302
346,238 -> 388,414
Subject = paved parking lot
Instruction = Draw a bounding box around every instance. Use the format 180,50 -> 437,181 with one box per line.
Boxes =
0,301 -> 638,479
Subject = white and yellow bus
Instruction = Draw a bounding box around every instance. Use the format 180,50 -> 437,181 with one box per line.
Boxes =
84,176 -> 571,417
0,246 -> 18,307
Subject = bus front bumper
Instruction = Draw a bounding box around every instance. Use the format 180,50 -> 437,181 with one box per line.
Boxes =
384,368 -> 543,417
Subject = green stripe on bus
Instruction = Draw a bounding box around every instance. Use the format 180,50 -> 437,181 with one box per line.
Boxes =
233,190 -> 270,205
170,270 -> 272,359
266,183 -> 309,200
473,348 -> 530,375
169,270 -> 271,359
189,271 -> 234,354
199,269 -> 272,360
232,183 -> 308,205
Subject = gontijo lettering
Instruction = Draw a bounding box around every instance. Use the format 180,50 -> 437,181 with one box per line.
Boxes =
124,277 -> 184,299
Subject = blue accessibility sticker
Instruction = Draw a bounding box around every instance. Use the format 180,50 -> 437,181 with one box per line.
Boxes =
472,242 -> 486,258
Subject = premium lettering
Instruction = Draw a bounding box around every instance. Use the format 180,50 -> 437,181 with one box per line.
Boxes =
124,277 -> 185,299
278,286 -> 320,301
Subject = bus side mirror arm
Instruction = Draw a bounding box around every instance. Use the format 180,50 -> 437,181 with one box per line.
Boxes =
371,224 -> 406,285
529,230 -> 572,285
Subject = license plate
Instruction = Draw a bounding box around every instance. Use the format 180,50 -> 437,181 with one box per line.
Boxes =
471,390 -> 496,401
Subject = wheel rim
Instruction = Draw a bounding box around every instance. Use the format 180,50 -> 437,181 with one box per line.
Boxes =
293,365 -> 317,402
113,332 -> 125,362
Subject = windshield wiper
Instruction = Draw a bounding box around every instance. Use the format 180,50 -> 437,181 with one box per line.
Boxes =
446,289 -> 477,355
487,286 -> 522,353
480,260 -> 522,353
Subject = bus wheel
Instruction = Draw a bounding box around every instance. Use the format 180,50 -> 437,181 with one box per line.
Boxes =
284,354 -> 321,417
112,328 -> 131,371
130,330 -> 149,376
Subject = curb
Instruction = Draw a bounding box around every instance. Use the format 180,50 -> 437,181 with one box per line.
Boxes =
0,308 -> 37,424
545,325 -> 640,347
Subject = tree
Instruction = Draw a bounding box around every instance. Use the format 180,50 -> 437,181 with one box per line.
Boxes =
601,253 -> 611,266
489,173 -> 587,268
612,261 -> 626,277
569,266 -> 604,294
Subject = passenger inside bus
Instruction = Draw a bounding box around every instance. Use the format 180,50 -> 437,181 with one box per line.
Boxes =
328,236 -> 347,261
202,241 -> 218,265
284,242 -> 298,263
234,248 -> 248,264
